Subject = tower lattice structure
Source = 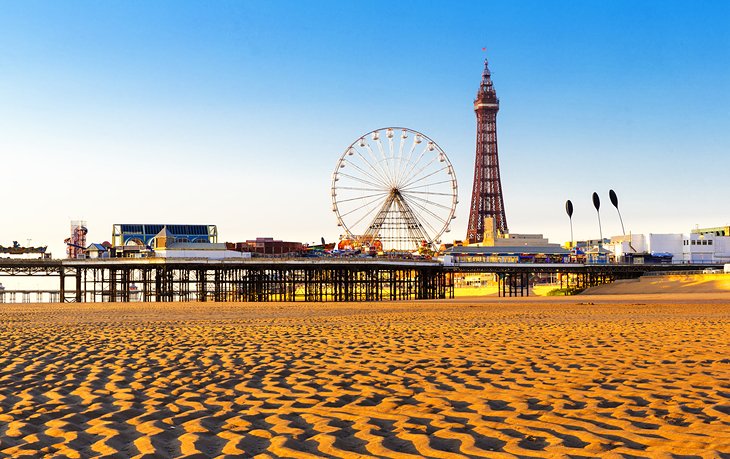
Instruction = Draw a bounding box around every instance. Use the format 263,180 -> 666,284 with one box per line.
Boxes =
466,58 -> 508,244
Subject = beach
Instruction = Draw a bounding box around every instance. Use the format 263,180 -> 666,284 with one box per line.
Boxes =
0,294 -> 728,458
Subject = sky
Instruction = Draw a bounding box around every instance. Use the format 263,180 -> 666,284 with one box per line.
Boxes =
1,1 -> 729,257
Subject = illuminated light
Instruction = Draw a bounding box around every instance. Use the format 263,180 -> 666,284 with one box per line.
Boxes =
359,138 -> 366,147
415,135 -> 422,144
428,142 -> 435,151
401,129 -> 408,139
386,128 -> 394,139
372,131 -> 380,141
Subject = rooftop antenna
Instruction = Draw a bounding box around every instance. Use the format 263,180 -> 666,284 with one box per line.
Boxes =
609,189 -> 625,236
592,192 -> 603,245
565,200 -> 574,248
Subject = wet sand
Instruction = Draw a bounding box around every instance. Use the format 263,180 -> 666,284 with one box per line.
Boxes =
0,295 -> 728,457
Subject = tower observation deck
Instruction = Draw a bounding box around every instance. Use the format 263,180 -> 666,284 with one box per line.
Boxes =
466,58 -> 508,244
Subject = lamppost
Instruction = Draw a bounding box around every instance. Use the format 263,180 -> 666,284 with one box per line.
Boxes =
609,189 -> 625,236
565,200 -> 574,248
592,192 -> 603,246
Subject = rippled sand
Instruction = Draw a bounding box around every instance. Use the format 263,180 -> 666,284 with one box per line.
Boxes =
0,296 -> 728,458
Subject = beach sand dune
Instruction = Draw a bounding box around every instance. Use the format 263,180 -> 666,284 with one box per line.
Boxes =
0,297 -> 728,457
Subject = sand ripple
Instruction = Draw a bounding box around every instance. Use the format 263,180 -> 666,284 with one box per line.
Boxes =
0,299 -> 728,457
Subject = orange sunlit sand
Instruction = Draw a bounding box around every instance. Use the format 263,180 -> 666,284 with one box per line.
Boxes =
0,289 -> 728,457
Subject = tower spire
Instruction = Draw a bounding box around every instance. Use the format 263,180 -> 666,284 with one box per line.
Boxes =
477,59 -> 497,102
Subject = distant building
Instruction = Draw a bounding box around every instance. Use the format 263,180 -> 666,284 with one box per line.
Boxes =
605,226 -> 730,264
112,224 -> 217,246
443,245 -> 570,264
230,238 -> 305,256
152,227 -> 250,259
86,242 -> 112,259
692,225 -> 730,237
470,217 -> 564,249
445,218 -> 568,264
112,224 -> 218,257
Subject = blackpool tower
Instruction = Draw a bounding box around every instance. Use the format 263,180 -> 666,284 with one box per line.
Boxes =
466,58 -> 508,244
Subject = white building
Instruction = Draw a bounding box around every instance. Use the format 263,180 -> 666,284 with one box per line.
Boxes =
683,233 -> 730,263
607,229 -> 730,264
647,234 -> 683,258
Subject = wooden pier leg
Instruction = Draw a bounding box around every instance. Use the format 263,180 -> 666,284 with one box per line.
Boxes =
75,269 -> 82,303
60,269 -> 66,302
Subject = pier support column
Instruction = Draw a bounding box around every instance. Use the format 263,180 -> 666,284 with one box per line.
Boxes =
75,269 -> 82,303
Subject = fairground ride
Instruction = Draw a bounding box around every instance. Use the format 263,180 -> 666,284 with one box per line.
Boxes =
331,127 -> 458,252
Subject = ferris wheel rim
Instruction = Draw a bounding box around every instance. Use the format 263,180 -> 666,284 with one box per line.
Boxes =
331,127 -> 458,251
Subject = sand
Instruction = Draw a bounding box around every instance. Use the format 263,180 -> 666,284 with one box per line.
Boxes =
0,295 -> 728,458
583,273 -> 730,296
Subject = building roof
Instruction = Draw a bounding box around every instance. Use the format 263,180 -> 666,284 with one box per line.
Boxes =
86,243 -> 108,252
445,245 -> 569,256
155,226 -> 171,238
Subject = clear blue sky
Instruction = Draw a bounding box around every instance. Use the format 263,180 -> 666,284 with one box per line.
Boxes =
1,1 -> 728,256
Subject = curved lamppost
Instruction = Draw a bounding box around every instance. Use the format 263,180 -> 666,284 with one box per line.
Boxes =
592,192 -> 603,245
565,199 -> 574,248
609,189 -> 625,236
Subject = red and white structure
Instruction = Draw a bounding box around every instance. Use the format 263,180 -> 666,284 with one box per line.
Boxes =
466,58 -> 508,244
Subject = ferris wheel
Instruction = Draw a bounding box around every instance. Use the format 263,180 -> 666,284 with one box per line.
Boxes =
331,127 -> 458,252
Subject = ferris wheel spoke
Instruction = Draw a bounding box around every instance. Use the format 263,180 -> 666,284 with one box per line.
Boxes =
388,135 -> 397,184
399,154 -> 441,189
403,192 -> 454,212
364,143 -> 393,187
401,191 -> 451,222
374,137 -> 395,187
399,190 -> 454,197
401,165 -> 451,190
395,137 -> 419,186
393,196 -> 431,245
400,194 -> 447,236
336,191 -> 389,204
396,144 -> 430,189
395,132 -> 407,183
401,179 -> 454,191
338,193 -> 388,220
353,149 -> 391,186
337,186 -> 390,192
342,158 -> 391,189
395,197 -> 437,243
349,197 -> 391,233
396,136 -> 418,187
337,172 -> 389,190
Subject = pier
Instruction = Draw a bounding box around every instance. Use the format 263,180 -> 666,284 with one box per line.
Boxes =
0,259 -> 453,303
0,258 -> 722,303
